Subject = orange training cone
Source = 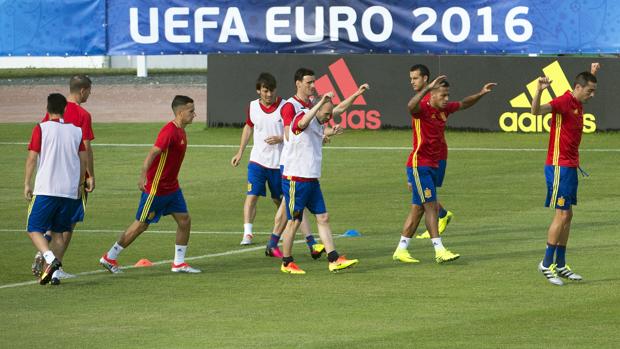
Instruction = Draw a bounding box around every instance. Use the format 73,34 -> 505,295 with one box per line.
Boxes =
134,258 -> 153,267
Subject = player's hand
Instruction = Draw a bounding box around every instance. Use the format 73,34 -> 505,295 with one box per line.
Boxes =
231,152 -> 242,167
322,135 -> 331,144
537,77 -> 552,91
321,92 -> 334,102
407,182 -> 412,192
427,75 -> 447,89
85,177 -> 95,192
591,62 -> 601,75
330,124 -> 344,136
264,136 -> 282,145
357,83 -> 370,94
24,185 -> 33,201
481,83 -> 497,94
138,174 -> 147,192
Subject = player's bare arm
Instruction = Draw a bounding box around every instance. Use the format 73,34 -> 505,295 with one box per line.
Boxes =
408,75 -> 446,114
297,92 -> 333,130
83,139 -> 95,192
332,83 -> 369,118
531,77 -> 553,115
264,135 -> 283,145
231,124 -> 252,167
79,150 -> 88,193
139,146 -> 162,191
24,150 -> 38,201
459,82 -> 497,110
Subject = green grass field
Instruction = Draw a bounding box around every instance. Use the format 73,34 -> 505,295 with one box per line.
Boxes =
1,124 -> 619,348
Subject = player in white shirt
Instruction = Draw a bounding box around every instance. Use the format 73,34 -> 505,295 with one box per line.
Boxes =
231,73 -> 287,251
279,84 -> 369,274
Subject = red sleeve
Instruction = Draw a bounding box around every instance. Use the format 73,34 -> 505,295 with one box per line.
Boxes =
28,124 -> 42,153
281,103 -> 295,126
154,124 -> 173,150
291,112 -> 306,135
549,95 -> 565,113
445,102 -> 461,114
245,105 -> 254,127
412,101 -> 429,119
81,111 -> 95,141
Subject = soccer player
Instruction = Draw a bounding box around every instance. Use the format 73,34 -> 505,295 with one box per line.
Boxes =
99,95 -> 201,274
408,65 -> 454,240
279,86 -> 368,274
393,75 -> 496,264
32,74 -> 95,280
25,93 -> 87,285
231,73 -> 287,254
532,63 -> 600,286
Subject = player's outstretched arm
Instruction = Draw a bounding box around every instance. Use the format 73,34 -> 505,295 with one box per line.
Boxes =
24,151 -> 38,201
531,77 -> 553,115
139,146 -> 162,191
333,83 -> 369,118
296,92 -> 333,130
231,124 -> 252,167
408,75 -> 446,115
591,62 -> 601,75
459,83 -> 497,110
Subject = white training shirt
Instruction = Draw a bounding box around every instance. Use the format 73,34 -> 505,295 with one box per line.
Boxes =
33,120 -> 83,199
280,96 -> 314,167
248,98 -> 285,169
283,109 -> 324,179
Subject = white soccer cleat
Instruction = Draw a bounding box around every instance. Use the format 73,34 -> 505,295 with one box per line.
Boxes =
240,234 -> 254,245
538,261 -> 564,286
171,262 -> 201,273
99,254 -> 122,274
55,268 -> 76,279
555,265 -> 583,281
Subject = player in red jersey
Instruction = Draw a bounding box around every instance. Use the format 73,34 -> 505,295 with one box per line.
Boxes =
32,75 -> 95,281
393,75 -> 496,264
99,95 -> 201,274
532,63 -> 600,286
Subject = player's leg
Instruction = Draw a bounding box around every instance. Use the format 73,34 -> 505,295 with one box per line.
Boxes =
26,195 -> 63,284
553,168 -> 581,281
265,169 -> 285,257
418,159 -> 452,239
170,212 -> 201,273
280,179 -> 305,274
301,213 -> 324,259
241,163 -> 268,245
393,167 -> 425,262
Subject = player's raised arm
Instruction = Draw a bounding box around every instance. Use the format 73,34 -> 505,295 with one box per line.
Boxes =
458,82 -> 497,110
531,77 -> 553,115
231,124 -> 252,167
333,83 -> 369,118
296,92 -> 333,130
408,75 -> 446,115
138,146 -> 162,191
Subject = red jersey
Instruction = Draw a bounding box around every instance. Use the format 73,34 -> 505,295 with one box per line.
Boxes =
43,102 -> 94,141
407,95 -> 460,168
146,122 -> 187,196
546,91 -> 584,167
280,96 -> 312,127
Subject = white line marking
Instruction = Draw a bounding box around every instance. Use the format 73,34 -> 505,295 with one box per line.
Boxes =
0,229 -> 270,235
1,142 -> 618,152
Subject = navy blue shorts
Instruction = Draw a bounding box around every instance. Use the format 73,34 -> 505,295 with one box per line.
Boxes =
247,162 -> 282,198
135,189 -> 188,224
406,166 -> 438,205
282,179 -> 327,221
436,159 -> 447,187
70,188 -> 87,223
545,165 -> 578,210
27,195 -> 76,233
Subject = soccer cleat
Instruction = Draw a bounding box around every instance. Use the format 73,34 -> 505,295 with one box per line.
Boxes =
39,258 -> 62,285
416,231 -> 431,239
99,254 -> 122,274
240,234 -> 254,245
392,248 -> 420,263
417,211 -> 454,239
310,243 -> 325,260
435,248 -> 460,264
32,251 -> 44,277
171,262 -> 201,273
280,262 -> 306,275
55,268 -> 75,279
50,277 -> 61,286
555,264 -> 583,281
265,246 -> 283,258
329,256 -> 359,272
538,262 -> 564,286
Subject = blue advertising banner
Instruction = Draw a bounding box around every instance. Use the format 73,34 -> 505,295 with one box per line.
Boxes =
107,0 -> 620,55
0,0 -> 106,56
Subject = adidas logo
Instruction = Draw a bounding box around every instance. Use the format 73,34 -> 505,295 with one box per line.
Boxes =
499,61 -> 596,133
315,58 -> 380,129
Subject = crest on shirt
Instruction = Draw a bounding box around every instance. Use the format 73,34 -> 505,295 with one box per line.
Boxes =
557,196 -> 565,207
247,183 -> 252,192
148,211 -> 155,220
424,188 -> 432,198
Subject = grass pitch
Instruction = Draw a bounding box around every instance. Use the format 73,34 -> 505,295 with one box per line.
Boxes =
1,124 -> 619,348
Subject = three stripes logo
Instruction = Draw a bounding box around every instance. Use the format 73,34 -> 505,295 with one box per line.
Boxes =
499,61 -> 596,133
315,58 -> 381,129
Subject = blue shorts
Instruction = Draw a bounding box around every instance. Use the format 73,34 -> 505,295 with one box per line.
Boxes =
247,162 -> 282,198
70,189 -> 87,224
282,178 -> 327,220
436,159 -> 447,187
545,165 -> 578,210
27,195 -> 76,233
135,189 -> 188,224
407,166 -> 438,205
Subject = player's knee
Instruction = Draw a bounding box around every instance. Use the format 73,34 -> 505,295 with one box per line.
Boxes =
272,197 -> 282,206
316,213 -> 329,224
179,215 -> 191,228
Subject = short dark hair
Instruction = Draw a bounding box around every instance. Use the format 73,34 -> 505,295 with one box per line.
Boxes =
171,95 -> 194,113
438,80 -> 450,88
47,93 -> 67,115
410,64 -> 430,78
574,72 -> 597,87
294,68 -> 315,83
69,74 -> 92,93
256,72 -> 277,91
